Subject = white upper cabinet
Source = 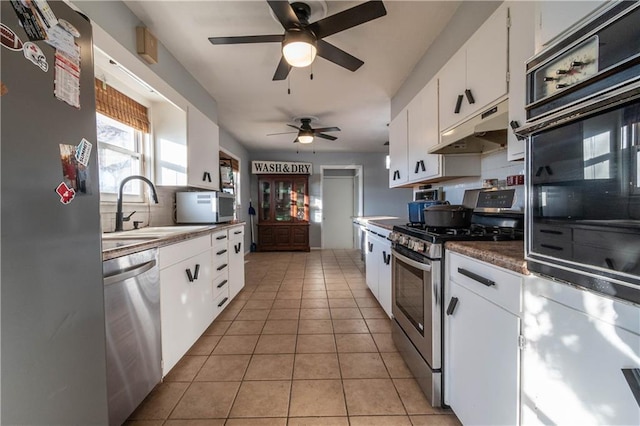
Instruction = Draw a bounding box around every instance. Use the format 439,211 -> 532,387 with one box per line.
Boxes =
187,105 -> 220,190
439,4 -> 509,132
535,1 -> 608,53
408,79 -> 441,182
507,1 -> 536,161
389,107 -> 409,187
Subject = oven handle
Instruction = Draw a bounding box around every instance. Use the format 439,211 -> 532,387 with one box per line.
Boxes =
391,249 -> 432,272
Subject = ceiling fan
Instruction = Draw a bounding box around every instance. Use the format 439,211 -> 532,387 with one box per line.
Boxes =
208,0 -> 387,80
269,117 -> 340,143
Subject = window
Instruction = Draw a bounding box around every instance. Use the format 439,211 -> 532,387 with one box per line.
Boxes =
220,152 -> 241,219
94,78 -> 151,200
96,113 -> 146,197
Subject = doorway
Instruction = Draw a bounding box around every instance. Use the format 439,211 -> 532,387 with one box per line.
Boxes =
321,166 -> 363,249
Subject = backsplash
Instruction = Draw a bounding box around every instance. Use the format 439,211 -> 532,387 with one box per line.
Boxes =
422,150 -> 525,205
100,186 -> 179,233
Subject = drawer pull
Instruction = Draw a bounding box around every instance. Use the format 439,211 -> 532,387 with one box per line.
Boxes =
193,264 -> 200,280
216,249 -> 227,255
217,297 -> 229,308
446,297 -> 459,315
217,279 -> 228,289
216,235 -> 227,240
540,229 -> 563,235
234,230 -> 242,235
458,267 -> 495,287
185,268 -> 194,282
540,243 -> 563,251
217,263 -> 228,271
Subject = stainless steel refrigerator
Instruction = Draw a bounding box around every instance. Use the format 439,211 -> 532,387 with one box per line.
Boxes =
1,1 -> 109,423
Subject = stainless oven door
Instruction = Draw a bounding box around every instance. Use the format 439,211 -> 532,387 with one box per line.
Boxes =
391,247 -> 441,370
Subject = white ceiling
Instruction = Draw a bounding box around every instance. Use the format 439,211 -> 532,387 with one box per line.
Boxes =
119,1 -> 461,153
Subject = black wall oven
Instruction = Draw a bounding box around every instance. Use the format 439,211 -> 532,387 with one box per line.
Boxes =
519,1 -> 640,304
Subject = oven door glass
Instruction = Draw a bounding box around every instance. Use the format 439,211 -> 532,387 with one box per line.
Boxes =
395,254 -> 426,335
529,97 -> 640,281
392,247 -> 440,369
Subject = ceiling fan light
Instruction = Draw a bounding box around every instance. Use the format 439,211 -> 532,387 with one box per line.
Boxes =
298,134 -> 314,144
282,30 -> 317,68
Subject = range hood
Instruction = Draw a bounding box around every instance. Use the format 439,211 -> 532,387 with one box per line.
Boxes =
429,99 -> 508,155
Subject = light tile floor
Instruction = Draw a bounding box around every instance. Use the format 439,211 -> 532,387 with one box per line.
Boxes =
126,249 -> 461,426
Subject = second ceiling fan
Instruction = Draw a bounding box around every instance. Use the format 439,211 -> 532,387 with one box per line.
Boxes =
208,0 -> 387,80
269,118 -> 340,144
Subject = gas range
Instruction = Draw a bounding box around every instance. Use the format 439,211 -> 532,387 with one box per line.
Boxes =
390,212 -> 524,259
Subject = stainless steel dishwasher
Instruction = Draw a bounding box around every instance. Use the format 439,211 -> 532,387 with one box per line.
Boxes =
103,248 -> 161,426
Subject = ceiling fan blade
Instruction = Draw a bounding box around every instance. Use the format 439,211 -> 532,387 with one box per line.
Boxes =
316,40 -> 363,72
273,55 -> 292,80
208,34 -> 283,45
315,133 -> 338,141
308,1 -> 387,39
313,127 -> 341,133
286,124 -> 302,131
267,131 -> 298,136
267,0 -> 300,28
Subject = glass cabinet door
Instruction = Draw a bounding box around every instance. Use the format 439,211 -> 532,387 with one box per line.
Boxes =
295,180 -> 307,221
259,180 -> 271,221
274,180 -> 293,221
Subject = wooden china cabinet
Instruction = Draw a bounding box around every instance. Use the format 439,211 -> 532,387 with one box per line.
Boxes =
257,174 -> 310,251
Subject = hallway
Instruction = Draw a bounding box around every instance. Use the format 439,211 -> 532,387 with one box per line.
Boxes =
127,249 -> 460,425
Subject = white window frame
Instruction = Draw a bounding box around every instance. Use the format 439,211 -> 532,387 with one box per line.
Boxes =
96,112 -> 151,203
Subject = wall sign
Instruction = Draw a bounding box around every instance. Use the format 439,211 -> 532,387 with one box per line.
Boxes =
252,160 -> 312,175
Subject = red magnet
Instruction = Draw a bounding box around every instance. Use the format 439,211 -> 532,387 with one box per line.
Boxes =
55,181 -> 75,204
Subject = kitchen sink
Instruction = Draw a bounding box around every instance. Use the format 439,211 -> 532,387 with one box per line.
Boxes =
102,225 -> 211,240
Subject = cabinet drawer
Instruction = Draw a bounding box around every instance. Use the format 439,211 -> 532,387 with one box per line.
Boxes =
159,235 -> 211,269
229,226 -> 244,239
213,273 -> 230,299
211,229 -> 229,247
448,252 -> 523,315
213,288 -> 230,318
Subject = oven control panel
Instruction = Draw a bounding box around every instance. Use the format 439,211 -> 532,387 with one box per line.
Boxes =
390,231 -> 427,254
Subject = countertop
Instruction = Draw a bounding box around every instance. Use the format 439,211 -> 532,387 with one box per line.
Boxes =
353,216 -> 406,231
102,222 -> 245,261
445,240 -> 529,275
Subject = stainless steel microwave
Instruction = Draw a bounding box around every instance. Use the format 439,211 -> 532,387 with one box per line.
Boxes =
176,191 -> 235,224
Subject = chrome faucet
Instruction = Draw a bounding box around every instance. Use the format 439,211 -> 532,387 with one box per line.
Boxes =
115,175 -> 159,232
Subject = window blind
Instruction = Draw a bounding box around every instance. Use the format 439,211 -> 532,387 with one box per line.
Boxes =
94,78 -> 150,133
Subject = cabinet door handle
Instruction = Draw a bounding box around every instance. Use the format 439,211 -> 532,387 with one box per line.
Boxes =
217,263 -> 228,271
202,172 -> 212,182
545,165 -> 553,175
217,279 -> 228,289
235,243 -> 242,254
414,161 -> 420,174
535,166 -> 544,177
193,264 -> 200,280
383,251 -> 391,265
605,258 -> 616,270
420,160 -> 425,172
185,268 -> 194,282
216,249 -> 227,255
454,94 -> 464,114
216,235 -> 227,240
465,89 -> 475,104
446,297 -> 459,315
217,297 -> 229,308
622,369 -> 640,408
458,267 -> 495,287
368,242 -> 373,252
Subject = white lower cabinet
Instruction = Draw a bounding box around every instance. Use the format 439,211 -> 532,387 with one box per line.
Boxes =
159,235 -> 213,375
522,276 -> 640,426
445,251 -> 523,425
365,225 -> 392,318
228,225 -> 245,300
